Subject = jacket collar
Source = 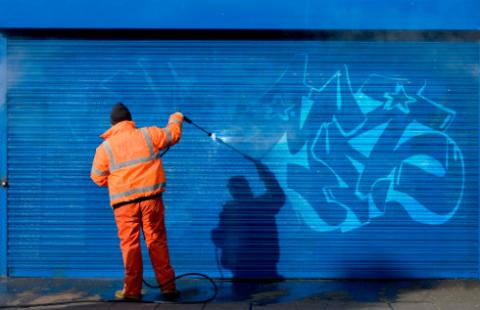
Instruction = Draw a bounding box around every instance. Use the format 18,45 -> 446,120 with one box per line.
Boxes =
101,121 -> 136,139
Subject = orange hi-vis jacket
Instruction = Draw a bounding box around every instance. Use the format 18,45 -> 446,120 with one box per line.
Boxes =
91,113 -> 183,207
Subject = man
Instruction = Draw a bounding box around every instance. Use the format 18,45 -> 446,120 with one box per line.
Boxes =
91,102 -> 183,301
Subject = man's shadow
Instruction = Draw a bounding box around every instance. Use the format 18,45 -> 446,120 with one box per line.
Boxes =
212,158 -> 286,298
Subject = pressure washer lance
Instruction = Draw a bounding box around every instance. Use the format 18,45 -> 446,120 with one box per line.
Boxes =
183,115 -> 253,160
183,115 -> 212,136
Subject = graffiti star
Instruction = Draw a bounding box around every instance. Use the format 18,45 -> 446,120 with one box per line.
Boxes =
267,94 -> 295,121
383,83 -> 417,114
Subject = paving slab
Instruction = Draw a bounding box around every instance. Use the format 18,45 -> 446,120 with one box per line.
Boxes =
435,304 -> 480,310
253,300 -> 392,309
203,303 -> 250,309
390,302 -> 437,310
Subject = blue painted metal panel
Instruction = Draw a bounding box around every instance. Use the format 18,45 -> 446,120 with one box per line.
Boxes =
0,34 -> 6,276
5,39 -> 479,278
0,0 -> 479,30
478,45 -> 480,278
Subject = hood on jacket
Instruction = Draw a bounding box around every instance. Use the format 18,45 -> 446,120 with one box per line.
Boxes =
101,121 -> 136,139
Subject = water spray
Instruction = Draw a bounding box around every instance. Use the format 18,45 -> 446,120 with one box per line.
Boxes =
183,116 -> 252,160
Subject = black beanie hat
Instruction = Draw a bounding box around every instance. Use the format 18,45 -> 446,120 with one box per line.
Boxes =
110,102 -> 132,125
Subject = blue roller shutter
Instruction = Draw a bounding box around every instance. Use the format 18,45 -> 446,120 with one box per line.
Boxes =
5,39 -> 479,278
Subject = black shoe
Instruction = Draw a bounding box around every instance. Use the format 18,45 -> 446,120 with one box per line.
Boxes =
163,289 -> 181,301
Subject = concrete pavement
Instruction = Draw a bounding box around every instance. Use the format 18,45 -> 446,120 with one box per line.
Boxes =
1,278 -> 480,309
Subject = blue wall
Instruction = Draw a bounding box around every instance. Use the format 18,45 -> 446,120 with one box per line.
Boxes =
0,0 -> 479,30
0,35 -> 6,276
5,39 -> 479,278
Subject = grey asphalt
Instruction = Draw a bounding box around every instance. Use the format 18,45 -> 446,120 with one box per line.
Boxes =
1,278 -> 480,309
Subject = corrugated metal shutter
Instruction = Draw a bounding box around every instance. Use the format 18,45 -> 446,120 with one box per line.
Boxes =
6,39 -> 479,278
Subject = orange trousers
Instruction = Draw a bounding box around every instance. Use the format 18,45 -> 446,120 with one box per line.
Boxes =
114,197 -> 176,296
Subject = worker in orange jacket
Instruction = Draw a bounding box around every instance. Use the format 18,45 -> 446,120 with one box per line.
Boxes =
91,102 -> 183,301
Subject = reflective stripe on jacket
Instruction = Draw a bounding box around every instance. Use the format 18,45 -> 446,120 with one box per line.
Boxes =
91,113 -> 183,207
